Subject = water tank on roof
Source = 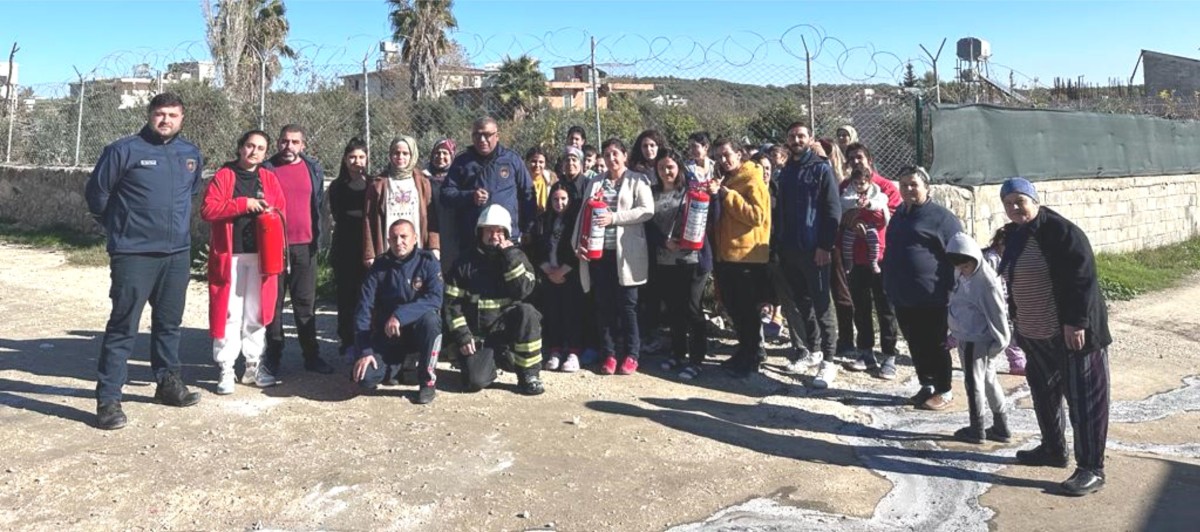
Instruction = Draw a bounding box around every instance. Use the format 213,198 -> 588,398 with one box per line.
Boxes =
956,38 -> 991,62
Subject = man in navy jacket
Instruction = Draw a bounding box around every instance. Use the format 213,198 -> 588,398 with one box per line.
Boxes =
441,117 -> 535,249
84,92 -> 204,430
774,122 -> 842,388
352,219 -> 444,404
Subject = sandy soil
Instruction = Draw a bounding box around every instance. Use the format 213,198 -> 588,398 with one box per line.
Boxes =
0,241 -> 1197,531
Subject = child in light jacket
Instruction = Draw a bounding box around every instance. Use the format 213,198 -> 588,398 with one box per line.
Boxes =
945,232 -> 1012,444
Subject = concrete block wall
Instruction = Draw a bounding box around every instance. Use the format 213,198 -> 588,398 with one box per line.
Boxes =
932,174 -> 1200,253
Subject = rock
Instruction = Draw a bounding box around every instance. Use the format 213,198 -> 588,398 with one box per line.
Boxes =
517,510 -> 530,519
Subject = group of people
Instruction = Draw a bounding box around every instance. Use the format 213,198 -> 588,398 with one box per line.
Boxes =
83,93 -> 1113,496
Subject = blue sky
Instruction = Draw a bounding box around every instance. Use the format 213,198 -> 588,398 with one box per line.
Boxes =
1,0 -> 1195,92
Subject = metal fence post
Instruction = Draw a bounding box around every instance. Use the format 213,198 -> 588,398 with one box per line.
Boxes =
73,66 -> 85,167
802,36 -> 814,133
591,36 -> 601,142
915,94 -> 925,167
362,54 -> 370,162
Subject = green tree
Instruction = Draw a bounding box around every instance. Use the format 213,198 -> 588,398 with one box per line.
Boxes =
902,62 -> 918,88
495,54 -> 546,121
203,0 -> 297,105
388,0 -> 458,101
746,100 -> 806,145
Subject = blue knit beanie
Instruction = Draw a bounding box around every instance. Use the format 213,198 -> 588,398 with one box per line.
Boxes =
1000,177 -> 1039,203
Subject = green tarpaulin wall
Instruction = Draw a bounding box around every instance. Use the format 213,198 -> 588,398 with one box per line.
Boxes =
929,104 -> 1200,185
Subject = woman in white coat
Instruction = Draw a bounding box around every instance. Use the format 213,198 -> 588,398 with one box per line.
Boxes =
574,137 -> 654,376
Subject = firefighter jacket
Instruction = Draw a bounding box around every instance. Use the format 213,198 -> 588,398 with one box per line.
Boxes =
443,244 -> 537,348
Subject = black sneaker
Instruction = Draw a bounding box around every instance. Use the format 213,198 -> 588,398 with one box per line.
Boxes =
155,372 -> 201,407
304,357 -> 336,375
1061,468 -> 1106,496
953,425 -> 985,444
96,402 -> 127,430
413,385 -> 437,404
1015,445 -> 1069,468
986,412 -> 1012,443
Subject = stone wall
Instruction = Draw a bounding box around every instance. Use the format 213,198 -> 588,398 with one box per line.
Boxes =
932,174 -> 1200,253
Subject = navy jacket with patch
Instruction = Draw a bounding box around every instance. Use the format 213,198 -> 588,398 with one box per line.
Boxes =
85,126 -> 205,255
354,248 -> 444,350
441,145 -> 535,241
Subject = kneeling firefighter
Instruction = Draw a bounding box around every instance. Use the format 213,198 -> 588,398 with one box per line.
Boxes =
443,205 -> 545,395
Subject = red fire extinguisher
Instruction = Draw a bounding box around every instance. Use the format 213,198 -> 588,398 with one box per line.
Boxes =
677,187 -> 710,251
257,207 -> 286,275
577,190 -> 607,260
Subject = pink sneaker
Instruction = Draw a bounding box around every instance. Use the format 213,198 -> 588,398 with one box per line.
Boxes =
600,355 -> 618,375
617,356 -> 639,375
1007,348 -> 1026,376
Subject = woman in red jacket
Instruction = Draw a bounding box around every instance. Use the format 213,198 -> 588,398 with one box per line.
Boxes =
201,129 -> 287,395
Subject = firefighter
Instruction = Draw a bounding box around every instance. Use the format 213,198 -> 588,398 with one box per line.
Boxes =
444,205 -> 545,395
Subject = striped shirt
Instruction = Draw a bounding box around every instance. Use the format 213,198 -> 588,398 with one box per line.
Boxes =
1008,236 -> 1060,339
601,177 -> 620,250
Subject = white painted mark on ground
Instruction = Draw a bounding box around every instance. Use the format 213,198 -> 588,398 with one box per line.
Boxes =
218,396 -> 284,417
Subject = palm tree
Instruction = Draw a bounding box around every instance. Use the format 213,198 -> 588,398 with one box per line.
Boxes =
494,55 -> 546,120
388,0 -> 458,101
203,0 -> 295,104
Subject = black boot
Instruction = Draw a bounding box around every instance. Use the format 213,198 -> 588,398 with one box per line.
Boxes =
414,385 -> 437,404
986,411 -> 1012,443
953,422 -> 985,444
1061,468 -> 1106,496
1015,444 -> 1069,468
96,402 -> 127,430
155,371 -> 201,407
517,367 -> 545,396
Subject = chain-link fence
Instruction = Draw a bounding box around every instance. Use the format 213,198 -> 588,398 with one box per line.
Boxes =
2,27 -> 936,176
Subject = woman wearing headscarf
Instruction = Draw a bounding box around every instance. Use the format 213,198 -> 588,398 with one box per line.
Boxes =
363,135 -> 440,267
424,138 -> 459,272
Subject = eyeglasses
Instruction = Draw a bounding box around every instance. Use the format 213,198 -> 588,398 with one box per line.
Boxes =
473,130 -> 498,139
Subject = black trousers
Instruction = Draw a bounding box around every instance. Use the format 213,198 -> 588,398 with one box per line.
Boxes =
714,262 -> 767,365
96,251 -> 190,404
894,305 -> 952,394
540,270 -> 584,352
332,244 -> 367,350
459,303 -> 543,391
660,263 -> 709,364
1018,334 -> 1111,471
847,265 -> 899,355
266,243 -> 320,365
778,247 -> 835,356
590,255 -> 640,358
357,310 -> 442,389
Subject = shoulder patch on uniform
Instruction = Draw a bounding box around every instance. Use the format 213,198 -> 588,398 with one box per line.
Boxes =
186,159 -> 197,172
499,165 -> 510,179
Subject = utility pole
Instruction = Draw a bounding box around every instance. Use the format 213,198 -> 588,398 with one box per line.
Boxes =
4,42 -> 19,164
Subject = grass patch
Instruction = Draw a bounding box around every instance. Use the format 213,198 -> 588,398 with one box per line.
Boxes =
1096,237 -> 1200,301
0,219 -> 109,267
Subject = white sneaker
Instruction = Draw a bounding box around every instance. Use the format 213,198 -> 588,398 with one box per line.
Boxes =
241,361 -> 259,385
216,367 -> 235,395
812,360 -> 839,389
785,351 -> 823,374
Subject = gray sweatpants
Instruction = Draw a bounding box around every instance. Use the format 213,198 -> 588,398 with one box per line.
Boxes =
959,341 -> 1009,425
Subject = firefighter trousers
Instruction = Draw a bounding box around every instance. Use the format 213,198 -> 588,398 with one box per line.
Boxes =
459,302 -> 543,391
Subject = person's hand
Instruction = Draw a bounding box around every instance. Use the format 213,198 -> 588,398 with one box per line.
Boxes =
497,237 -> 513,249
665,239 -> 681,252
814,248 -> 831,267
595,210 -> 614,227
247,198 -> 269,213
385,315 -> 401,338
460,340 -> 477,356
353,351 -> 377,382
1063,324 -> 1086,351
705,179 -> 721,195
363,258 -> 374,269
473,188 -> 489,206
857,196 -> 869,209
575,246 -> 591,262
855,222 -> 867,236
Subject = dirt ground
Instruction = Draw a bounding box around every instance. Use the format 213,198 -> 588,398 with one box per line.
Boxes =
1,241 -> 1198,531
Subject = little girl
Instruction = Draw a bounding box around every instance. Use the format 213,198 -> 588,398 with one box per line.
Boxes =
839,169 -> 890,274
533,182 -> 583,372
983,226 -> 1027,376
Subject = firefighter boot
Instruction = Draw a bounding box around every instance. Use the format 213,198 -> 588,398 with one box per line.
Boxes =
517,366 -> 545,396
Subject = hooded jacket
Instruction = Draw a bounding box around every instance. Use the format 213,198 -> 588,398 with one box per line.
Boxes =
946,233 -> 1011,357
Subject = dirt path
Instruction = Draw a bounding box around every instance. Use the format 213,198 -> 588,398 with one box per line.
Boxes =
1,241 -> 1197,531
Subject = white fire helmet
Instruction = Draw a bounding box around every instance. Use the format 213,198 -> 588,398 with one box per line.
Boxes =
476,204 -> 512,237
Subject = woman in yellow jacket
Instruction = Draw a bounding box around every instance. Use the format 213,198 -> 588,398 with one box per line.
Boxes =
706,137 -> 772,377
